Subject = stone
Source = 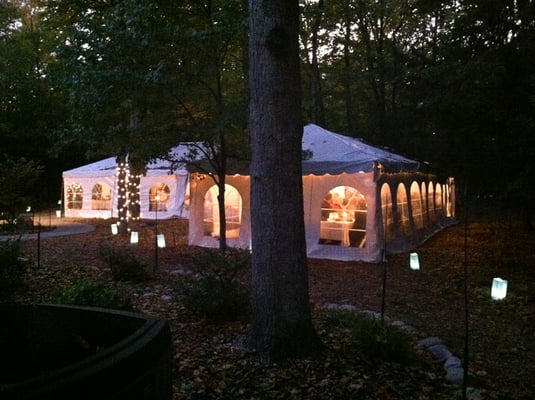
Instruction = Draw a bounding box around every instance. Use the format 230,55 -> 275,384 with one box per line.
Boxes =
427,344 -> 452,362
444,355 -> 462,369
445,366 -> 464,383
418,336 -> 443,348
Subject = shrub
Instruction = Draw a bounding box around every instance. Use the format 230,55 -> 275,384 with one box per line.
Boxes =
0,239 -> 27,291
99,243 -> 150,282
54,278 -> 133,310
325,310 -> 414,364
181,248 -> 251,322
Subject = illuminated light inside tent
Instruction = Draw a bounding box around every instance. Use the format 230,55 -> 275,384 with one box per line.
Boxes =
130,231 -> 139,244
491,277 -> 508,300
111,223 -> 118,235
157,233 -> 166,248
410,252 -> 420,270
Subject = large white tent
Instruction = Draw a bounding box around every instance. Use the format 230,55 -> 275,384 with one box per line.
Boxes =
188,124 -> 455,262
62,144 -> 194,220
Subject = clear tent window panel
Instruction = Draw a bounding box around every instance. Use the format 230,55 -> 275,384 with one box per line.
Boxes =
381,183 -> 394,243
319,186 -> 367,248
397,183 -> 411,236
66,183 -> 83,209
91,183 -> 112,210
149,183 -> 171,211
410,181 -> 424,229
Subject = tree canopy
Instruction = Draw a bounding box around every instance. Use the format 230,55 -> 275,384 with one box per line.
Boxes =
1,0 -> 533,206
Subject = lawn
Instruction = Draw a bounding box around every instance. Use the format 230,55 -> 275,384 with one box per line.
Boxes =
2,212 -> 534,399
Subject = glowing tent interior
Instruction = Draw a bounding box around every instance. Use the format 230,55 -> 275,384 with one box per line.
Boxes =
188,123 -> 455,262
61,145 -> 194,220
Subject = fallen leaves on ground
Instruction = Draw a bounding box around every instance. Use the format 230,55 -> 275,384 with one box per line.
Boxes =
4,214 -> 534,399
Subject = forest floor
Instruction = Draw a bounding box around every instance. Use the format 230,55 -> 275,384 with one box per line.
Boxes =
3,212 -> 534,399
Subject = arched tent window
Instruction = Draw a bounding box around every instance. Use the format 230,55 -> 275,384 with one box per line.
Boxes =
66,183 -> 83,209
410,181 -> 424,229
428,182 -> 435,221
203,184 -> 242,238
149,183 -> 171,211
381,183 -> 394,243
421,181 -> 428,225
319,186 -> 367,247
91,183 -> 112,210
435,183 -> 443,216
397,183 -> 411,235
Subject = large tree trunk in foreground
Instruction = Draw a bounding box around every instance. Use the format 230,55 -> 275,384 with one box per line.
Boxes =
248,0 -> 321,363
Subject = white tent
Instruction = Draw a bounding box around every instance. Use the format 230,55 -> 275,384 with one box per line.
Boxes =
62,144 -> 195,220
188,124 -> 455,262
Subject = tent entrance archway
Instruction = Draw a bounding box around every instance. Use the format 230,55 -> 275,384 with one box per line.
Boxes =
203,184 -> 242,239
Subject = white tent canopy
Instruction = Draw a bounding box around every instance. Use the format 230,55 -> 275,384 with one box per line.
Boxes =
301,124 -> 420,174
188,124 -> 455,262
62,144 -> 197,220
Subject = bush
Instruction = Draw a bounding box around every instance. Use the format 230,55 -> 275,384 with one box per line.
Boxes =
54,278 -> 133,310
99,243 -> 150,282
181,248 -> 251,322
325,310 -> 414,364
0,239 -> 27,291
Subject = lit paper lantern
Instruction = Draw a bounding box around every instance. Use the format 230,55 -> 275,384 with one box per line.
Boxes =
56,210 -> 61,218
157,233 -> 166,248
409,252 -> 420,270
491,277 -> 508,300
111,223 -> 118,235
130,231 -> 139,244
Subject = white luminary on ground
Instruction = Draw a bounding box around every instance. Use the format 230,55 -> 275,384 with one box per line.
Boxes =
111,223 -> 118,235
491,277 -> 508,300
157,233 -> 166,248
130,231 -> 139,244
410,252 -> 420,270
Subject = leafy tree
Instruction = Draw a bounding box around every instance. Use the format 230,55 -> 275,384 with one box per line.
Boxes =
249,0 -> 321,362
46,0 -> 249,243
0,0 -> 70,203
0,157 -> 43,226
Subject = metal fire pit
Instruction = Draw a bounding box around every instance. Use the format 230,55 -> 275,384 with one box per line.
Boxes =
0,304 -> 172,399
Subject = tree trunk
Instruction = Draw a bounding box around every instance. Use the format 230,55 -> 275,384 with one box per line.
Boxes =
116,155 -> 129,234
248,0 -> 321,363
309,0 -> 326,126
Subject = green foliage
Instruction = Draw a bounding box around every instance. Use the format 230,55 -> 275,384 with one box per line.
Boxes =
54,278 -> 133,310
325,310 -> 414,364
98,243 -> 150,282
0,239 -> 27,291
181,248 -> 251,322
0,157 -> 43,226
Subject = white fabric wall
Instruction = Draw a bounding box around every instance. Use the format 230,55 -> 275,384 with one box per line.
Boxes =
188,172 -> 383,262
62,173 -> 189,220
140,173 -> 189,220
188,175 -> 251,249
303,172 -> 380,262
63,175 -> 117,219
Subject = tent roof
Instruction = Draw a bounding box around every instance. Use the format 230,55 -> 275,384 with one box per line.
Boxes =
62,143 -> 201,178
64,125 -> 420,178
302,124 -> 420,174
